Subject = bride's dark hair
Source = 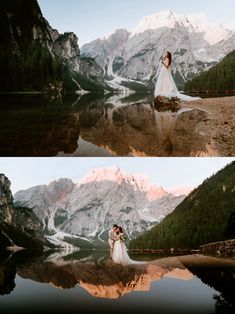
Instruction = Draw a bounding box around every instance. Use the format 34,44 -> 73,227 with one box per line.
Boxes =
164,51 -> 172,66
118,226 -> 123,234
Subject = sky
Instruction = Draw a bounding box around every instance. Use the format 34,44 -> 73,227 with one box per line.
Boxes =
1,158 -> 234,194
38,0 -> 235,46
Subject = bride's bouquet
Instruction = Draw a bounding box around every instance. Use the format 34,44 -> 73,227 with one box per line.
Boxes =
116,233 -> 125,242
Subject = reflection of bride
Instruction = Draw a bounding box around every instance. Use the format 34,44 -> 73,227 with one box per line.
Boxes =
112,227 -> 143,265
154,51 -> 201,102
154,110 -> 178,143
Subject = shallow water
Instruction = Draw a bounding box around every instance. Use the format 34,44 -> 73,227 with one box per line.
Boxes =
0,249 -> 234,314
0,92 -> 226,157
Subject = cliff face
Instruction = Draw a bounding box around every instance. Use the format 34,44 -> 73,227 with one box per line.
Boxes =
48,28 -> 105,91
0,0 -> 53,53
52,31 -> 80,70
0,174 -> 48,250
0,0 -> 62,91
0,0 -> 105,92
0,175 -> 13,223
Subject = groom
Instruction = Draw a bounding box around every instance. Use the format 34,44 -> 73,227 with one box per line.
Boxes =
108,224 -> 118,258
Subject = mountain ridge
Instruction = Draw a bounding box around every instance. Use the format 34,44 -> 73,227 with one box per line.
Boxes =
129,10 -> 233,45
14,166 -> 193,247
81,10 -> 235,89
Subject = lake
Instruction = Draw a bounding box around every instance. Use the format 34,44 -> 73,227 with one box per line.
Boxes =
0,249 -> 234,314
1,92 -> 234,157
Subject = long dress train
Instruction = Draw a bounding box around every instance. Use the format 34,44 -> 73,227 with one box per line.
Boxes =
154,61 -> 201,102
112,238 -> 144,266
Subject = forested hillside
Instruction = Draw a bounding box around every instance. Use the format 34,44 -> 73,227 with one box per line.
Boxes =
129,162 -> 235,250
185,51 -> 235,92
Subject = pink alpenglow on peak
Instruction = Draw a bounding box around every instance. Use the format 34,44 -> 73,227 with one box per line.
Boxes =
145,185 -> 167,201
128,174 -> 167,201
167,186 -> 195,197
77,166 -> 127,185
77,166 -> 168,201
77,166 -> 132,186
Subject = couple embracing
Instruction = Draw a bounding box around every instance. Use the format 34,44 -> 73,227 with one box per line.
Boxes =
108,224 -> 142,266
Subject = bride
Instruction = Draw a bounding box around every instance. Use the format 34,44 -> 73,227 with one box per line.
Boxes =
112,226 -> 143,265
154,51 -> 200,102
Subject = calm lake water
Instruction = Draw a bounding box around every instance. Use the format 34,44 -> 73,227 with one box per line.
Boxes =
0,92 -> 233,157
0,249 -> 234,314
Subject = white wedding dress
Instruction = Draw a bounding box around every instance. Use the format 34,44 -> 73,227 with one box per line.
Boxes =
112,236 -> 144,266
154,59 -> 201,102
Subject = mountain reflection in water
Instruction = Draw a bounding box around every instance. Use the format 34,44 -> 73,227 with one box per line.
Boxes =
0,93 -> 212,157
0,249 -> 235,314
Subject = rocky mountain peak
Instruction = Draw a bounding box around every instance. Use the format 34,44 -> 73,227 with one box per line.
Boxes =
13,167 -> 193,245
54,32 -> 79,58
77,166 -> 166,200
77,166 -> 126,185
0,173 -> 11,194
106,28 -> 130,42
47,178 -> 75,199
130,10 -> 232,45
131,9 -> 177,35
48,178 -> 74,188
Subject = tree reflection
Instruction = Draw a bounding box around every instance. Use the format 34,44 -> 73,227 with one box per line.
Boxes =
214,293 -> 235,314
0,264 -> 16,295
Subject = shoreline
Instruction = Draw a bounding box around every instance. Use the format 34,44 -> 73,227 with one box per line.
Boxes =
146,254 -> 235,271
0,91 -> 44,95
182,96 -> 235,156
